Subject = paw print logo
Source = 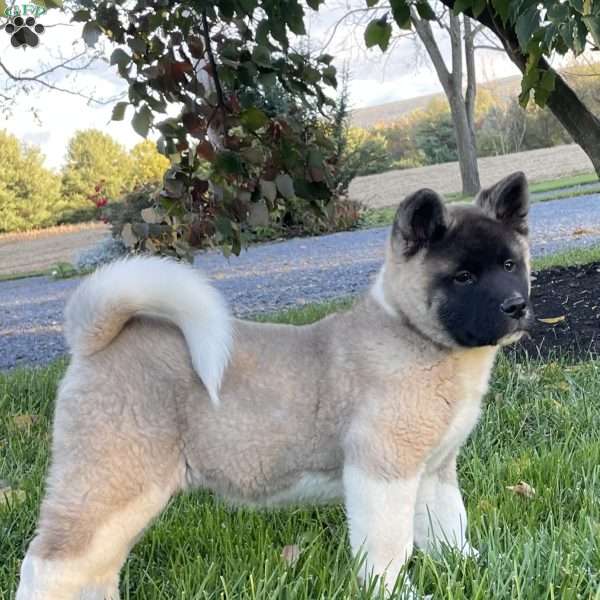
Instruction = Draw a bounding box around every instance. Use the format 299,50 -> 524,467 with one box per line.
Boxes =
4,16 -> 45,48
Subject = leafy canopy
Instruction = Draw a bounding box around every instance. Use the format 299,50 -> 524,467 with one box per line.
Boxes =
61,129 -> 134,211
364,0 -> 600,107
0,130 -> 63,233
452,0 -> 600,106
75,0 -> 339,259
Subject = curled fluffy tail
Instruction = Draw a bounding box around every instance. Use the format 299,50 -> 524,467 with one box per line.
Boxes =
64,256 -> 232,405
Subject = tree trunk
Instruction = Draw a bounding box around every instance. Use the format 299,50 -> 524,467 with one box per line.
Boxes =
411,10 -> 481,195
448,93 -> 481,195
438,0 -> 600,178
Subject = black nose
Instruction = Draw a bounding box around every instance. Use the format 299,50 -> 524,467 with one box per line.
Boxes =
500,295 -> 526,319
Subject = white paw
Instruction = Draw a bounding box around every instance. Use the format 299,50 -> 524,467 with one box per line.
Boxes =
371,574 -> 426,600
458,541 -> 479,560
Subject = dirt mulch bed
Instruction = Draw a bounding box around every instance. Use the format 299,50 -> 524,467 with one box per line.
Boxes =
515,261 -> 600,360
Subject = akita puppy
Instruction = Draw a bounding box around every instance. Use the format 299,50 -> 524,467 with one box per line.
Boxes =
16,172 -> 532,599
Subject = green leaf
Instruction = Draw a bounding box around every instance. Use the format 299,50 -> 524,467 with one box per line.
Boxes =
492,0 -> 510,23
539,70 -> 556,92
259,71 -> 278,89
252,45 -> 272,67
215,151 -> 244,175
128,37 -> 147,56
453,0 -> 473,16
572,14 -> 588,53
582,15 -> 600,48
110,49 -> 131,68
568,0 -> 584,13
518,87 -> 531,108
308,148 -> 324,169
111,101 -> 129,121
306,0 -> 323,8
240,107 -> 268,132
547,3 -> 570,22
71,10 -> 90,22
416,2 -> 436,20
132,104 -> 153,138
471,0 -> 486,17
533,85 -> 552,107
366,0 -> 380,6
364,17 -> 392,52
515,6 -> 539,51
391,0 -> 411,28
260,179 -> 277,203
286,4 -> 306,35
275,173 -> 295,199
317,53 -> 334,65
42,0 -> 62,8
0,0 -> 6,14
82,22 -> 102,47
322,65 -> 337,87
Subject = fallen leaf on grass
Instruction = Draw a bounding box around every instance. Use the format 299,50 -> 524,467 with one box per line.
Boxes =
281,544 -> 301,566
537,316 -> 566,325
506,481 -> 536,499
0,486 -> 26,506
12,414 -> 39,431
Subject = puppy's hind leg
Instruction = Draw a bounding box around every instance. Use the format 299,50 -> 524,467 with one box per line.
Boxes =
16,390 -> 186,599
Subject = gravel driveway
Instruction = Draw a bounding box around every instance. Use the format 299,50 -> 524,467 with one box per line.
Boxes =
2,193 -> 600,371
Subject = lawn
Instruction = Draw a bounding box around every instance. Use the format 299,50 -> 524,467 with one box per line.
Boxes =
1,299 -> 599,598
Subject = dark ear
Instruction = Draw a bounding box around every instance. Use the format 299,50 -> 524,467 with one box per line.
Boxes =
392,188 -> 449,256
476,171 -> 529,235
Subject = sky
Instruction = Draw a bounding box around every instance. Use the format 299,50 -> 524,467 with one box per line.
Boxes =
0,2 -> 523,170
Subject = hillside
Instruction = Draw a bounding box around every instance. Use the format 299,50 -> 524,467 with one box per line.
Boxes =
350,73 -> 522,129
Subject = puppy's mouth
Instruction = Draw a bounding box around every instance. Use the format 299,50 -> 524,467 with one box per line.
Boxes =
497,307 -> 534,347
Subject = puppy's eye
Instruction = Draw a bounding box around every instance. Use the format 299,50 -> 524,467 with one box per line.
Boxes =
454,271 -> 474,284
504,260 -> 515,272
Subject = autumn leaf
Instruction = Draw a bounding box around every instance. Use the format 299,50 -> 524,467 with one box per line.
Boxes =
12,414 -> 38,431
0,485 -> 26,506
281,544 -> 301,566
506,481 -> 536,498
538,316 -> 566,325
141,207 -> 163,224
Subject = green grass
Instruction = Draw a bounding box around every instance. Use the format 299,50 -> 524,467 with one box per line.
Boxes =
2,300 -> 600,598
529,171 -> 598,194
532,244 -> 600,271
359,172 -> 600,230
0,270 -> 48,283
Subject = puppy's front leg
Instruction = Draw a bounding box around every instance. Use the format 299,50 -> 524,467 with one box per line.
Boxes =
413,454 -> 478,559
344,463 -> 421,597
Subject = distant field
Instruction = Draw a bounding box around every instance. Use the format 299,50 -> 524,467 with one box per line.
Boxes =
0,223 -> 109,279
349,144 -> 595,209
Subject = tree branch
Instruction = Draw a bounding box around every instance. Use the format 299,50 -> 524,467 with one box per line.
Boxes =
201,8 -> 226,111
0,58 -> 122,105
410,6 -> 452,94
473,44 -> 505,52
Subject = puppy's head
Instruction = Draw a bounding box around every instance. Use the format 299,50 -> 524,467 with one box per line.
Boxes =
379,172 -> 532,348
